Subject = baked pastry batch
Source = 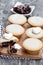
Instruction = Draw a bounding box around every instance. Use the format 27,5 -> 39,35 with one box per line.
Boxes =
0,14 -> 43,55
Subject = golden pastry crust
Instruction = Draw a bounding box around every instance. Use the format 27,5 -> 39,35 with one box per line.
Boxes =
26,27 -> 43,39
6,24 -> 25,37
23,38 -> 42,54
8,14 -> 27,25
28,16 -> 43,27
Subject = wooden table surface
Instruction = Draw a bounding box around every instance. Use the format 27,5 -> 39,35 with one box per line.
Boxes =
0,0 -> 43,65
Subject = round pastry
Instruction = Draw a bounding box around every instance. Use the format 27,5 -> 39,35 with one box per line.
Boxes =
23,38 -> 42,54
8,14 -> 27,25
26,27 -> 43,39
6,24 -> 25,37
28,16 -> 43,27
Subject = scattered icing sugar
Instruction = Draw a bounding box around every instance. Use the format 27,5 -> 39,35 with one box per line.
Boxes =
3,33 -> 13,39
32,27 -> 41,34
12,43 -> 22,49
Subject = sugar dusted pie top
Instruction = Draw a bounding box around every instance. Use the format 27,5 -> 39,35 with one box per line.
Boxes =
23,38 -> 42,51
26,27 -> 43,39
8,14 -> 27,25
6,24 -> 25,36
28,16 -> 43,26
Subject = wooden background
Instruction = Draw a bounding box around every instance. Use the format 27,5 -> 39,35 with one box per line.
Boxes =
0,0 -> 43,65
